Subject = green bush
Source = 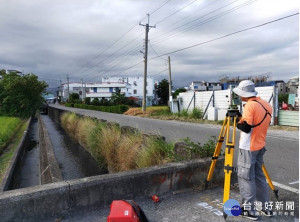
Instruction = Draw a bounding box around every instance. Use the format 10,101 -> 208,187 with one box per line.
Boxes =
73,104 -> 129,114
0,117 -> 21,153
182,136 -> 217,158
69,93 -> 80,104
191,108 -> 203,119
84,97 -> 91,105
278,94 -> 289,103
65,103 -> 74,107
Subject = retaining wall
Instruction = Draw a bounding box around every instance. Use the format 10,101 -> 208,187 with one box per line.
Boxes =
0,157 -> 224,222
0,106 -> 225,221
0,118 -> 32,192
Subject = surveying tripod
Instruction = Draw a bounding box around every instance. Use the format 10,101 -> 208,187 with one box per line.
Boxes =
204,106 -> 278,219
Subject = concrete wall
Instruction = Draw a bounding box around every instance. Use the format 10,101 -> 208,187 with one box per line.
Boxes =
0,106 -> 225,221
0,158 -> 224,222
38,114 -> 63,184
0,118 -> 32,192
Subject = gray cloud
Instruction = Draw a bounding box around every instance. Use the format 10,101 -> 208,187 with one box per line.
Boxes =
0,0 -> 298,88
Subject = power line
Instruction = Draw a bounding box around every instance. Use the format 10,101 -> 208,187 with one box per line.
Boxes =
149,41 -> 168,61
155,0 -> 199,25
149,13 -> 299,59
151,0 -> 244,44
150,68 -> 169,77
149,0 -> 172,15
71,0 -> 172,77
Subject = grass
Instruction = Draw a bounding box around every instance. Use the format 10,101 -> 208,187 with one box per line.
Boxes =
0,117 -> 22,154
62,112 -> 213,173
0,119 -> 28,183
125,106 -> 297,130
124,106 -> 170,117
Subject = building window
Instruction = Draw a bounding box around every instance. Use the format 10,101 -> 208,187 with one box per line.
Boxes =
109,87 -> 113,92
134,90 -> 137,94
93,87 -> 97,93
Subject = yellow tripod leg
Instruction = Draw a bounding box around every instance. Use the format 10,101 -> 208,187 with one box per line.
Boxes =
223,116 -> 237,205
262,164 -> 279,200
205,117 -> 228,188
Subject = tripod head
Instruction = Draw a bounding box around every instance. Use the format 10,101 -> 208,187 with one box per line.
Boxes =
225,86 -> 242,117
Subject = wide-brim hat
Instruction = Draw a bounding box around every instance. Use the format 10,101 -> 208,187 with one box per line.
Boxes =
233,80 -> 258,98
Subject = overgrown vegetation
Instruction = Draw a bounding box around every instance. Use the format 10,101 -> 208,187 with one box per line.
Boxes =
65,103 -> 129,114
0,117 -> 22,154
67,91 -> 136,107
60,112 -> 217,173
60,112 -> 173,172
0,119 -> 28,183
278,94 -> 289,103
125,106 -> 208,122
182,136 -> 217,159
0,70 -> 47,117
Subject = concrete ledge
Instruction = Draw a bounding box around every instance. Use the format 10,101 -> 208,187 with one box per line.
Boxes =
38,114 -> 63,184
0,157 -> 224,221
0,118 -> 32,192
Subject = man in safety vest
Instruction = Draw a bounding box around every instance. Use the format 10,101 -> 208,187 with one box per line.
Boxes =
233,80 -> 273,221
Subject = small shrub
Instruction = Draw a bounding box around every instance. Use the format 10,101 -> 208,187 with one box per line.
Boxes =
84,97 -> 91,105
191,108 -> 203,119
182,136 -> 217,158
136,138 -> 174,168
178,109 -> 189,118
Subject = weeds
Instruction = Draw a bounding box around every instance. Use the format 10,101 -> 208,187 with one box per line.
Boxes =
182,136 -> 217,158
60,112 -> 219,173
0,117 -> 22,154
60,112 -> 175,173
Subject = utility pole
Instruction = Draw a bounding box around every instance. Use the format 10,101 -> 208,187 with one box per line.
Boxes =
81,79 -> 84,102
67,75 -> 70,102
168,56 -> 172,107
140,14 -> 155,112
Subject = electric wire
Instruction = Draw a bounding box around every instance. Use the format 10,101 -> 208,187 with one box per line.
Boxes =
83,33 -> 143,81
151,0 -> 245,44
149,68 -> 169,77
149,41 -> 168,61
155,0 -> 199,25
155,0 -> 257,43
71,0 -> 172,78
149,0 -> 172,15
149,13 -> 299,60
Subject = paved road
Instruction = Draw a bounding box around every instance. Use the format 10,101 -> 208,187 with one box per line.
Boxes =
50,188 -> 297,222
50,104 -> 299,219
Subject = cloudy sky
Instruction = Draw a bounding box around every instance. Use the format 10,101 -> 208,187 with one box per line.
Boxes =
0,0 -> 298,89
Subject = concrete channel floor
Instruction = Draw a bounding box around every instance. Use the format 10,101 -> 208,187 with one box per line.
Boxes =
50,187 -> 298,222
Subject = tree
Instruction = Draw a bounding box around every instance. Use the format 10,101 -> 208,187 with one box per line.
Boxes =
69,93 -> 80,103
84,97 -> 91,105
173,88 -> 187,98
156,79 -> 169,105
0,72 -> 48,117
110,92 -> 127,105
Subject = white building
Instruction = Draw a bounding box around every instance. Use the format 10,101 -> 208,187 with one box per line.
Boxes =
61,81 -> 130,101
102,76 -> 155,106
189,81 -> 222,91
61,76 -> 155,106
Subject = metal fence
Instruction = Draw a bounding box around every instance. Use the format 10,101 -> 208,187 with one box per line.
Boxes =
170,86 -> 277,125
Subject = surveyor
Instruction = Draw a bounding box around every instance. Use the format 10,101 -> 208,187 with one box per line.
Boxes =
233,80 -> 273,220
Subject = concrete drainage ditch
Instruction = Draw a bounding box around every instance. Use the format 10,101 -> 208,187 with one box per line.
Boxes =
0,106 -> 225,221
